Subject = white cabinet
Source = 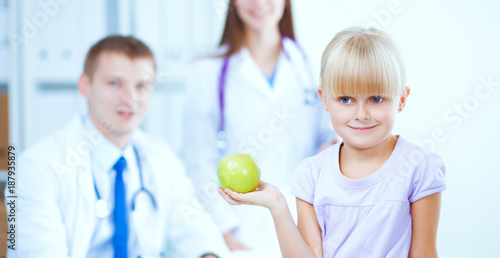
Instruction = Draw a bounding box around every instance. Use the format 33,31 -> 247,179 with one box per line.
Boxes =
0,0 -> 9,82
9,0 -> 224,151
132,0 -> 222,152
15,0 -> 107,147
23,0 -> 106,81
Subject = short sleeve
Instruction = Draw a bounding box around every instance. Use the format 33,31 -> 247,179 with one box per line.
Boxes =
291,158 -> 316,204
409,153 -> 447,203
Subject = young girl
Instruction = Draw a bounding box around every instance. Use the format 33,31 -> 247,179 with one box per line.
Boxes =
218,27 -> 446,257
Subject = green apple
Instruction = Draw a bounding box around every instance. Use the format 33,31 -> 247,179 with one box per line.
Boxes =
217,153 -> 261,193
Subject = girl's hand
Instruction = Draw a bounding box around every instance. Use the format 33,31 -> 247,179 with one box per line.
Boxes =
217,181 -> 287,211
219,182 -> 318,257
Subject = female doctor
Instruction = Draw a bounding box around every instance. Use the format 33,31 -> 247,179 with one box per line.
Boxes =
183,0 -> 335,254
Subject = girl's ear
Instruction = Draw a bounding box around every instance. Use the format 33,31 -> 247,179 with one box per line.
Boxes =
398,86 -> 411,112
317,85 -> 329,112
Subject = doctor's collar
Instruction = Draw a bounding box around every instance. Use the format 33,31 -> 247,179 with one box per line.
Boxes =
82,113 -> 136,172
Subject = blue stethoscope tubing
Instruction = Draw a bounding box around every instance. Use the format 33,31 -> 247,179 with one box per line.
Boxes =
93,146 -> 157,219
216,36 -> 318,151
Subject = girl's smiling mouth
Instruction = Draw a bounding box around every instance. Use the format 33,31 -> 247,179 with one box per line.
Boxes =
348,125 -> 377,132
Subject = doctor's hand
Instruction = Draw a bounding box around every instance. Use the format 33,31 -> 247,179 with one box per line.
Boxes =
217,181 -> 287,212
223,231 -> 250,251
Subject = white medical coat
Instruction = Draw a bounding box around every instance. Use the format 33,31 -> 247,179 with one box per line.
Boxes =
5,115 -> 230,258
183,38 -> 334,254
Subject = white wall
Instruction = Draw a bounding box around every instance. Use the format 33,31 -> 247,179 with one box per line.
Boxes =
293,1 -> 500,257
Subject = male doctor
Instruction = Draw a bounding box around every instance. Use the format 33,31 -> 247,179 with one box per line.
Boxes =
6,36 -> 229,258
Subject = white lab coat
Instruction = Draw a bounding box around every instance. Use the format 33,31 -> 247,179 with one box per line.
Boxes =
183,38 -> 334,254
6,115 -> 230,258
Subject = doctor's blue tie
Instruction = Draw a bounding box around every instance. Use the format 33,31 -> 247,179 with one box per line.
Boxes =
113,156 -> 128,258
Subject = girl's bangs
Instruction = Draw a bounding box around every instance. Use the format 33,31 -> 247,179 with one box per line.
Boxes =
322,32 -> 405,99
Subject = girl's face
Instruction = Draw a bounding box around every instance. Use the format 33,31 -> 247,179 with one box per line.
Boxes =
319,88 -> 410,150
235,0 -> 286,33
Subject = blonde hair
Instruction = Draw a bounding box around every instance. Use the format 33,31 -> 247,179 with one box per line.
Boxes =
320,27 -> 406,100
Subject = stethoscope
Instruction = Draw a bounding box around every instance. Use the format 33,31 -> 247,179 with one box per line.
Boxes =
91,145 -> 163,256
93,146 -> 157,219
216,36 -> 318,152
73,116 -> 163,257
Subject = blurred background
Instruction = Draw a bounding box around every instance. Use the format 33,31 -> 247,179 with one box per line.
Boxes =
0,0 -> 499,257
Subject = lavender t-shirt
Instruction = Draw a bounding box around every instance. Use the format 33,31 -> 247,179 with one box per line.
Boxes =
291,136 -> 446,257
